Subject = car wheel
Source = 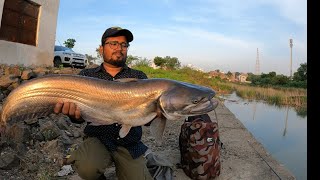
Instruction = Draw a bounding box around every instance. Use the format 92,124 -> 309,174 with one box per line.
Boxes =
54,57 -> 62,67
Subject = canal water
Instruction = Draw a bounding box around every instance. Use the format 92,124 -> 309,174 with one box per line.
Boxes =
220,92 -> 307,180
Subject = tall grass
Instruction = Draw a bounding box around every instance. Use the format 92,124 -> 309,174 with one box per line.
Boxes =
220,82 -> 307,107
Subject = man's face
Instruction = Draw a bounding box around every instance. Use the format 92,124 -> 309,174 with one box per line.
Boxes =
100,36 -> 128,67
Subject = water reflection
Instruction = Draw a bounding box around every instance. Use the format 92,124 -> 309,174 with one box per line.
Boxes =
295,106 -> 307,118
252,101 -> 257,121
220,92 -> 307,180
283,106 -> 289,137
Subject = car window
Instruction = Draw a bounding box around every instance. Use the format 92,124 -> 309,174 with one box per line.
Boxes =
54,46 -> 74,52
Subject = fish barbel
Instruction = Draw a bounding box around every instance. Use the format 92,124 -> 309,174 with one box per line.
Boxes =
0,74 -> 219,139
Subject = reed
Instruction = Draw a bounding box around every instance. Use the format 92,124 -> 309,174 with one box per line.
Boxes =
220,82 -> 307,107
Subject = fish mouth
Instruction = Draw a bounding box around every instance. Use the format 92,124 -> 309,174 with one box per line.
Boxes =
189,99 -> 219,114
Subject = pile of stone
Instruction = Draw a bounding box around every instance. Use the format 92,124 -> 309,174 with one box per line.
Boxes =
0,64 -> 85,101
0,63 -> 98,179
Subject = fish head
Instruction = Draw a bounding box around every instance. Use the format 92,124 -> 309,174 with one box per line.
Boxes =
159,82 -> 219,120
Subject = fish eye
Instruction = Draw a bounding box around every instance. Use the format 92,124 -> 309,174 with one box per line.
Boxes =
192,97 -> 204,104
192,99 -> 199,104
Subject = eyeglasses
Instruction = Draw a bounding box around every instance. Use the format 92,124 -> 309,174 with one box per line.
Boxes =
105,41 -> 130,50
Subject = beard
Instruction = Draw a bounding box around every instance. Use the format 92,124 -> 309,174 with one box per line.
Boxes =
103,51 -> 127,67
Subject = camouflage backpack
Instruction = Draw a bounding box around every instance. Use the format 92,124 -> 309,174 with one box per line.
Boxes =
179,114 -> 222,180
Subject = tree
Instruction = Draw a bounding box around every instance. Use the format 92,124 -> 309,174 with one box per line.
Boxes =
226,71 -> 233,77
95,46 -> 101,59
154,56 -> 166,68
246,72 -> 255,81
63,38 -> 76,48
268,71 -> 276,78
134,57 -> 151,67
126,55 -> 140,66
271,75 -> 289,85
293,62 -> 307,82
164,56 -> 180,70
154,56 -> 181,70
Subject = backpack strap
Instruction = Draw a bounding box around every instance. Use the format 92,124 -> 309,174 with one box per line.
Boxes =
186,113 -> 212,123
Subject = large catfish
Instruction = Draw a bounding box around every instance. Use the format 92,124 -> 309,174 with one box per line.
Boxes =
0,74 -> 219,140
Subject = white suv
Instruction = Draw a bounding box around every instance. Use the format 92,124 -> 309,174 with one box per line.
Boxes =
53,45 -> 88,68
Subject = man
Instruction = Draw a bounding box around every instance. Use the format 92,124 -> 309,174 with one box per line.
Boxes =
54,26 -> 153,180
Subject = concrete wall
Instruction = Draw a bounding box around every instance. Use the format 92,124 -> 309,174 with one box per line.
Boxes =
0,0 -> 60,66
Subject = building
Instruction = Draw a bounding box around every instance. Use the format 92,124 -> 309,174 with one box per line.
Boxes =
0,0 -> 60,66
238,73 -> 248,82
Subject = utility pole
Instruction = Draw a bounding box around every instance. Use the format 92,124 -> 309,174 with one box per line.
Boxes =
289,39 -> 293,78
255,48 -> 260,75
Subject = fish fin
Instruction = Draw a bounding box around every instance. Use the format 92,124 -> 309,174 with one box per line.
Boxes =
119,124 -> 132,138
150,117 -> 167,145
114,78 -> 138,83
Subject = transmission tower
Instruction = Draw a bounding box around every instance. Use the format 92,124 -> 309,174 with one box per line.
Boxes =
255,48 -> 260,75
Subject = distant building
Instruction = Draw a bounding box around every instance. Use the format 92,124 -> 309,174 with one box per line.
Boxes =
208,70 -> 228,80
209,70 -> 219,76
238,73 -> 248,82
0,0 -> 60,66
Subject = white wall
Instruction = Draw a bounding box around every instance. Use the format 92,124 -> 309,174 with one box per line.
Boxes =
0,0 -> 60,66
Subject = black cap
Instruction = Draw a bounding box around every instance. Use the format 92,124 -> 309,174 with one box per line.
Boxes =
101,26 -> 134,45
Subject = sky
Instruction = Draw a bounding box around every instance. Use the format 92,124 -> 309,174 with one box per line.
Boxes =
55,0 -> 307,75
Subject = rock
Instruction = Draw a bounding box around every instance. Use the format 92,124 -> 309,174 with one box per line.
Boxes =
43,139 -> 59,153
0,75 -> 19,88
32,67 -> 50,76
39,121 -> 61,141
24,118 -> 39,125
21,69 -> 36,80
64,130 -> 73,137
27,163 -> 39,172
7,81 -> 21,91
0,147 -> 20,170
56,165 -> 74,176
59,131 -> 73,145
73,131 -> 81,138
0,91 -> 4,101
56,118 -> 70,130
35,132 -> 45,142
5,123 -> 32,144
4,65 -> 22,77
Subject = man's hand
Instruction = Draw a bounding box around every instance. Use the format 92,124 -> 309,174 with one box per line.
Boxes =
54,101 -> 81,120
